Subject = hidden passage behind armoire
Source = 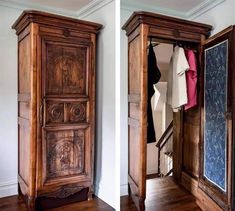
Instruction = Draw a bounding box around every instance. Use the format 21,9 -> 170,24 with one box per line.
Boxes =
12,10 -> 102,210
123,11 -> 235,211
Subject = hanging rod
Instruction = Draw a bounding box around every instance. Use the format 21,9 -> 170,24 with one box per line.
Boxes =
148,37 -> 199,51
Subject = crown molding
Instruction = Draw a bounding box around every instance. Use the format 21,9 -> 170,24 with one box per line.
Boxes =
121,1 -> 186,18
0,0 -> 113,19
0,0 -> 77,18
77,0 -> 114,19
121,0 -> 226,20
188,0 -> 225,20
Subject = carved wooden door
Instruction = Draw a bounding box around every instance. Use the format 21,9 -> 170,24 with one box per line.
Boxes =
38,35 -> 94,194
199,26 -> 235,210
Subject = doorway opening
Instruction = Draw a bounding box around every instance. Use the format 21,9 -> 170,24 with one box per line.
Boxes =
146,42 -> 174,180
145,37 -> 200,204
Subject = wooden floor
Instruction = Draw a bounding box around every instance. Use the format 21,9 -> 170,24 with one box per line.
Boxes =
0,195 -> 114,211
121,177 -> 202,211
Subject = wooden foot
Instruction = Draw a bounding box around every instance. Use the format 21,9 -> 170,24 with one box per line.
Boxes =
87,187 -> 93,201
139,197 -> 145,211
18,184 -> 23,200
128,183 -> 131,197
27,196 -> 36,211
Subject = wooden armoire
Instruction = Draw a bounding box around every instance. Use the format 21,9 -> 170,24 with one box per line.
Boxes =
12,10 -> 102,210
123,11 -> 235,211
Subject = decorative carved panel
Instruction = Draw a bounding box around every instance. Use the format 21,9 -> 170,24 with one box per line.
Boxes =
45,101 -> 87,124
46,129 -> 85,180
46,102 -> 64,124
68,103 -> 86,123
44,184 -> 85,198
45,43 -> 87,95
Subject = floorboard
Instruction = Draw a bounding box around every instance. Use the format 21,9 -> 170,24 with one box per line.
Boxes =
0,195 -> 114,211
121,177 -> 201,211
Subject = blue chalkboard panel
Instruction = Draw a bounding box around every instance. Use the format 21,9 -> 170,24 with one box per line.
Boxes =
204,40 -> 228,192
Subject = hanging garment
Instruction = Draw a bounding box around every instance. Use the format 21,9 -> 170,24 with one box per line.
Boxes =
167,46 -> 189,112
184,49 -> 198,110
151,84 -> 160,111
147,43 -> 161,143
151,83 -> 167,141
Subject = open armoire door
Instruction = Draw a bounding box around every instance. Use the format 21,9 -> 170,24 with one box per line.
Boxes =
199,26 -> 235,211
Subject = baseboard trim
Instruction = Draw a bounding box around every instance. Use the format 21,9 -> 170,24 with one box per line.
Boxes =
0,180 -> 18,198
94,181 -> 115,208
181,172 -> 222,211
120,184 -> 128,196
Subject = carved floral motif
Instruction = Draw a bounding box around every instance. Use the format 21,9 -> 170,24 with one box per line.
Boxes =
69,103 -> 86,122
47,103 -> 64,123
46,44 -> 87,95
46,130 -> 85,180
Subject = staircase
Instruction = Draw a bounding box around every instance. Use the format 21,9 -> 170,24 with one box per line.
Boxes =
156,120 -> 173,177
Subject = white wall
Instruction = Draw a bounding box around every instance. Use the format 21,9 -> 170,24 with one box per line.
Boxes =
0,2 -> 116,208
120,8 -> 132,196
82,1 -> 116,208
192,0 -> 235,35
0,6 -> 21,198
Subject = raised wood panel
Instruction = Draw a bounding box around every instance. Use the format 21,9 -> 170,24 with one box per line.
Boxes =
129,125 -> 140,186
45,101 -> 87,125
41,127 -> 92,189
19,124 -> 30,186
129,37 -> 140,94
44,129 -> 85,181
45,42 -> 87,96
19,35 -> 30,93
183,107 -> 200,178
46,102 -> 64,124
68,102 -> 86,123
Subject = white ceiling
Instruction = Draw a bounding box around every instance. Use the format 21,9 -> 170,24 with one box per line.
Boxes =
121,0 -> 225,19
125,0 -> 205,12
13,0 -> 93,12
0,0 -> 112,18
0,0 -> 225,19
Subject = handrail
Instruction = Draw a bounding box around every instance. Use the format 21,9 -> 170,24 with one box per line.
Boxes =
159,131 -> 173,151
156,120 -> 173,148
